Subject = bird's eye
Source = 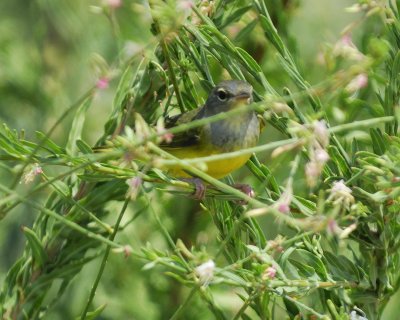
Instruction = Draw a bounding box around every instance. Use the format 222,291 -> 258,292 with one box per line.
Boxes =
216,89 -> 228,101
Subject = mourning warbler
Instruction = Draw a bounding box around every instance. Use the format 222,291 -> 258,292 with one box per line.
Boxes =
161,80 -> 260,180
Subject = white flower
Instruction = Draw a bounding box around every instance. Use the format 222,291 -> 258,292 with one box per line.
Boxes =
126,177 -> 142,200
331,180 -> 352,195
346,73 -> 368,93
315,148 -> 330,163
350,310 -> 368,320
305,147 -> 329,188
195,259 -> 215,286
327,219 -> 357,239
303,121 -> 330,187
328,180 -> 355,208
22,163 -> 43,184
313,120 -> 329,148
305,161 -> 319,187
333,34 -> 365,61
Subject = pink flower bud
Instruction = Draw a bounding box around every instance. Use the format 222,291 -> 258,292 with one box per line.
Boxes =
126,177 -> 142,200
107,0 -> 122,8
96,77 -> 109,90
346,73 -> 368,92
265,266 -> 276,279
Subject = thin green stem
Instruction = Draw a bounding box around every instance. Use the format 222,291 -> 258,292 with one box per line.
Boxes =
160,39 -> 185,113
267,279 -> 359,289
276,291 -> 330,320
80,198 -> 130,320
10,88 -> 95,189
42,173 -> 113,233
0,151 -> 123,219
169,287 -> 198,320
329,116 -> 394,133
143,189 -> 191,271
232,290 -> 259,320
0,184 -> 123,249
158,116 -> 394,166
148,0 -> 185,113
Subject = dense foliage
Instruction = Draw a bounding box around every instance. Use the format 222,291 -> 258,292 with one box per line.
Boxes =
1,0 -> 400,319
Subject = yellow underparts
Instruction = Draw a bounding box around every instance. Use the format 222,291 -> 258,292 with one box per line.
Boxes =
162,145 -> 251,179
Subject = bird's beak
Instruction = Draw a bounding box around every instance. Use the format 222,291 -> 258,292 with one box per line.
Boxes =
233,92 -> 252,105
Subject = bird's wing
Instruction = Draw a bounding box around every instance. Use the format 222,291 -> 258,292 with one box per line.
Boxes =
161,107 -> 205,148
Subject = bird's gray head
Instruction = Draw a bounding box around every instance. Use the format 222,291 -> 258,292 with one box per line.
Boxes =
204,80 -> 253,114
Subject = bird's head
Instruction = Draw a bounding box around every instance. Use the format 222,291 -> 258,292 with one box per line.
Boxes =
205,80 -> 253,114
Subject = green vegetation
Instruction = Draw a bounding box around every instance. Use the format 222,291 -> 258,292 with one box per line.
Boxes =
1,0 -> 400,319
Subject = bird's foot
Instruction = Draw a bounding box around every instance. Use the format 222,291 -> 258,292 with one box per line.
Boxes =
182,178 -> 206,200
180,179 -> 254,203
231,183 -> 255,204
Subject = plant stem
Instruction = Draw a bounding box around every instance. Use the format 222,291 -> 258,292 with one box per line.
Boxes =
80,198 -> 130,319
0,184 -> 123,249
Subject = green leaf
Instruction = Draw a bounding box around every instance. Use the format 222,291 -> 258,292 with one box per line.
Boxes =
101,60 -> 145,141
52,180 -> 72,197
236,47 -> 262,73
324,251 -> 360,282
76,139 -> 93,154
369,128 -> 386,155
247,156 -> 280,194
77,304 -> 107,320
22,227 -> 48,268
289,259 -> 319,279
66,97 -> 93,156
186,25 -> 211,46
235,19 -> 258,42
220,5 -> 253,29
35,131 -> 65,154
289,249 -> 328,280
283,297 -> 300,319
218,270 -> 248,286
0,133 -> 22,158
2,257 -> 24,296
328,145 -> 352,178
240,313 -> 253,320
353,187 -> 388,204
258,14 -> 285,55
113,61 -> 140,115
292,196 -> 316,216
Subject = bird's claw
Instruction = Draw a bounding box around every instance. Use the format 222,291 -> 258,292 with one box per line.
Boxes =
232,183 -> 255,204
181,180 -> 254,203
182,178 -> 206,200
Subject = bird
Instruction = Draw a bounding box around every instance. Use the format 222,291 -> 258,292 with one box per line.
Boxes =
160,80 -> 261,199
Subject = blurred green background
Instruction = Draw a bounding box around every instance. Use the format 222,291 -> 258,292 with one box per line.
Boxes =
0,0 -> 398,319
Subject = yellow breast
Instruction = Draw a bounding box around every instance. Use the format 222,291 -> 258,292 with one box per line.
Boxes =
161,111 -> 260,179
162,145 -> 252,179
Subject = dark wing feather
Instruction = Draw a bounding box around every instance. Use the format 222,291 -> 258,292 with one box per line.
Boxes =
161,107 -> 205,148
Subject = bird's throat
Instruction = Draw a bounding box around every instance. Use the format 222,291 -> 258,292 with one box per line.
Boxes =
208,112 -> 259,152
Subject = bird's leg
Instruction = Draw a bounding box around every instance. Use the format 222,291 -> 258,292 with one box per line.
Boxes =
181,178 -> 206,200
180,179 -> 254,202
231,183 -> 255,204
232,183 -> 255,198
